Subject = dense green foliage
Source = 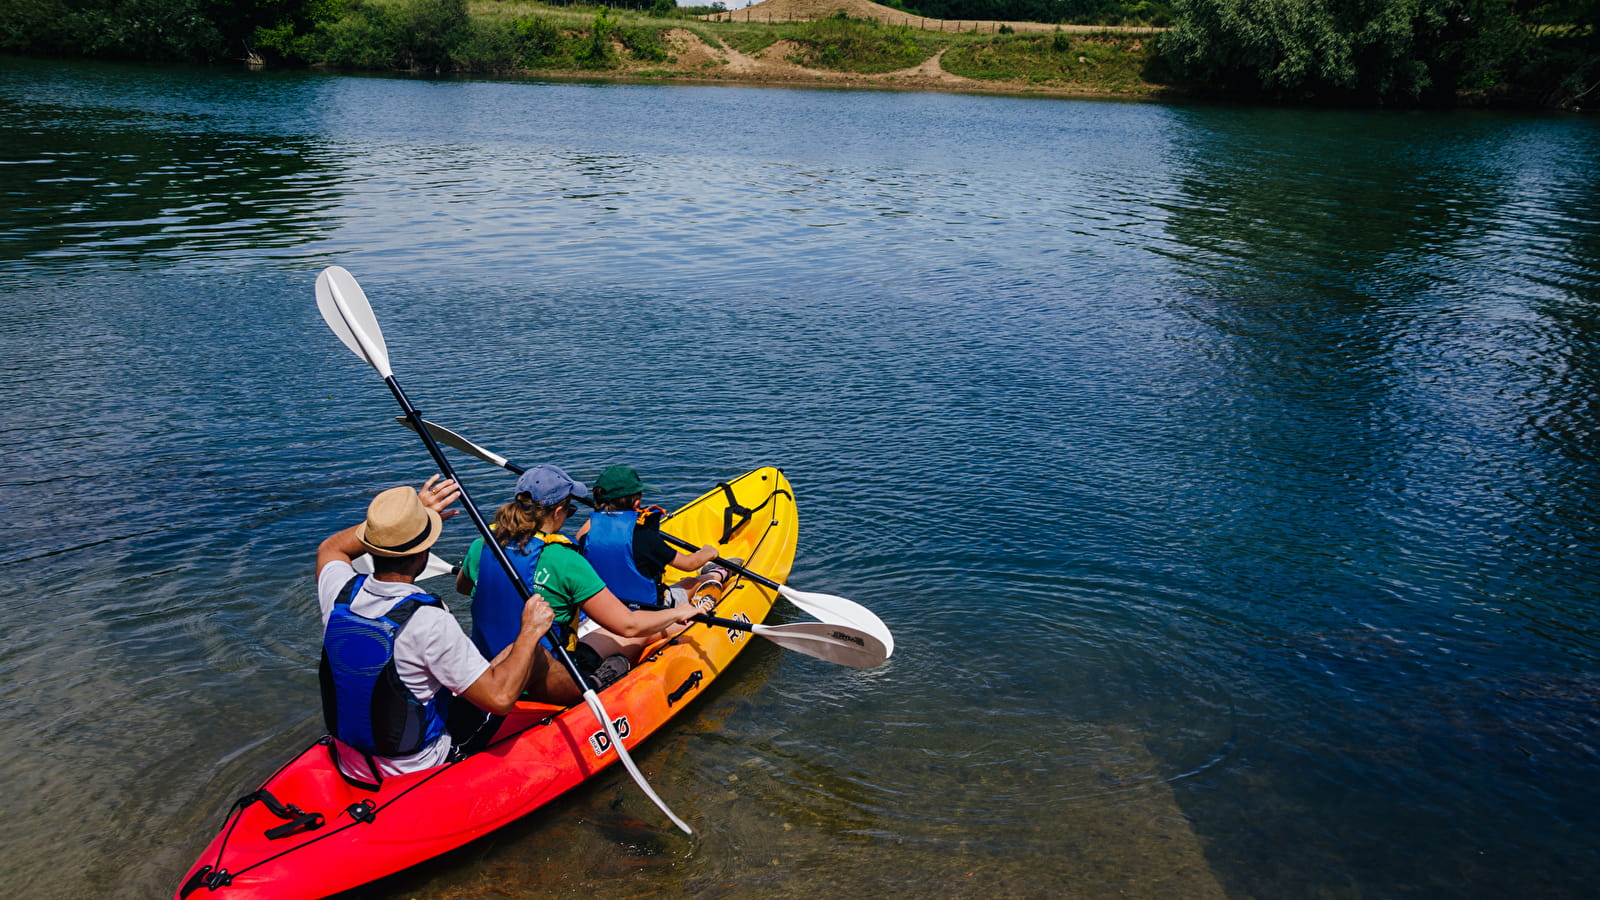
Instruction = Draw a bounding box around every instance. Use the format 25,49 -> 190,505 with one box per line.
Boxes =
252,0 -> 670,71
1160,0 -> 1598,106
0,0 -> 329,59
903,0 -> 1172,26
1,0 -> 1594,107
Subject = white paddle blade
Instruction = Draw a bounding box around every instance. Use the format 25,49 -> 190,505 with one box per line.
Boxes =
396,416 -> 516,472
352,552 -> 456,582
778,585 -> 894,658
581,691 -> 693,835
315,266 -> 392,377
752,621 -> 889,669
419,553 -> 457,581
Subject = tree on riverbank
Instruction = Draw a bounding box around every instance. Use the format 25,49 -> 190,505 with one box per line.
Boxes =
1159,0 -> 1598,108
0,0 -> 324,60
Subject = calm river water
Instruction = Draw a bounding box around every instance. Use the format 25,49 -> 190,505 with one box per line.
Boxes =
3,54 -> 1599,899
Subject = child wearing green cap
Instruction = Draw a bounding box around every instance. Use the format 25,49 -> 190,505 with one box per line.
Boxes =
577,465 -> 729,610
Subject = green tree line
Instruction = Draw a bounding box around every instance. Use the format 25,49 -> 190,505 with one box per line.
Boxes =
1161,0 -> 1598,107
0,0 -> 1594,108
882,0 -> 1174,25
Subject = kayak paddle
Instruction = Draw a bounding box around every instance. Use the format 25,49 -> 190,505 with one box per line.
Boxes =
316,266 -> 693,835
393,416 -> 895,657
658,534 -> 893,658
353,552 -> 457,582
692,614 -> 887,669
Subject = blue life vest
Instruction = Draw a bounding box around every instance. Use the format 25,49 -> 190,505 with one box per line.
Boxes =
319,575 -> 451,762
583,510 -> 659,607
469,539 -> 544,659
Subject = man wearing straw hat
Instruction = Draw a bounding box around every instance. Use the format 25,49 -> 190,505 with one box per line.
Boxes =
316,475 -> 555,785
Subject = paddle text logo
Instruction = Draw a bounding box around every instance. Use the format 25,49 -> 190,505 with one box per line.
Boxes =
726,612 -> 751,646
588,716 -> 633,757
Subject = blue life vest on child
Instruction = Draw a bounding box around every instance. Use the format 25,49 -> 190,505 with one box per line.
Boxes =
469,540 -> 544,659
583,510 -> 660,607
319,575 -> 451,762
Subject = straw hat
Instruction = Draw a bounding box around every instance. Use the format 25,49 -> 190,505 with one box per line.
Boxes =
355,486 -> 441,557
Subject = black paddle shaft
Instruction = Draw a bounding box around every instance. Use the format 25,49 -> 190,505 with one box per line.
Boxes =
381,376 -> 594,694
659,533 -> 783,593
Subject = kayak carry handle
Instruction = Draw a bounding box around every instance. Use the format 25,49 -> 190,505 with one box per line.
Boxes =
264,811 -> 325,840
234,788 -> 326,840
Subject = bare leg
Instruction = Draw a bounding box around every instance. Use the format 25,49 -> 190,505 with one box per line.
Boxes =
580,627 -> 658,664
522,647 -> 582,706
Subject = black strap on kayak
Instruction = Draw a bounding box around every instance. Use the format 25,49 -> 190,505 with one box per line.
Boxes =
186,741 -> 464,891
232,788 -> 326,840
713,482 -> 794,544
717,482 -> 753,543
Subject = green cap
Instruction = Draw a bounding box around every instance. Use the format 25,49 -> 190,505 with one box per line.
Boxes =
593,465 -> 652,500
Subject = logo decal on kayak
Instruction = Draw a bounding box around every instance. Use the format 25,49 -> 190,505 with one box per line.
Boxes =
727,612 -> 751,646
588,716 -> 632,757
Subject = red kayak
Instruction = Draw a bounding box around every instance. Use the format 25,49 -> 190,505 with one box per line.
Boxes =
177,466 -> 798,899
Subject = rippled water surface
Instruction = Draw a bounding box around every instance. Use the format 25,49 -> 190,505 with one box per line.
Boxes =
3,55 -> 1599,899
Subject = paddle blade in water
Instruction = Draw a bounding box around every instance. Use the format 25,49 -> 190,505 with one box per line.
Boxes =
753,621 -> 889,669
778,585 -> 894,658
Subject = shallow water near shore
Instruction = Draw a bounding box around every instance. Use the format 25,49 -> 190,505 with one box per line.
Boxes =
2,54 -> 1599,898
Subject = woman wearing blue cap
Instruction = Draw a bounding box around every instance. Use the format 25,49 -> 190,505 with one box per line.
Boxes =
455,464 -> 699,705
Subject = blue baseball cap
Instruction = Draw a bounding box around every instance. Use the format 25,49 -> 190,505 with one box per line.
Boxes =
515,464 -> 592,506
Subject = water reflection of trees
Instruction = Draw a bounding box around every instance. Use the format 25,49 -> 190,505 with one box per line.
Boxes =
1148,108 -> 1515,579
2,102 -> 339,272
1151,108 -> 1600,583
1149,106 -> 1600,899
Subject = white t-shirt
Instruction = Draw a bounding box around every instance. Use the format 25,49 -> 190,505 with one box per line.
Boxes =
317,560 -> 491,779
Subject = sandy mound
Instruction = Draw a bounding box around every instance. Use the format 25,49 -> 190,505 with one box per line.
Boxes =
702,0 -> 1162,34
604,16 -> 1162,97
718,0 -> 924,25
663,28 -> 723,68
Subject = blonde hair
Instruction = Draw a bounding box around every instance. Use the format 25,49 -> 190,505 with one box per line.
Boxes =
493,493 -> 558,552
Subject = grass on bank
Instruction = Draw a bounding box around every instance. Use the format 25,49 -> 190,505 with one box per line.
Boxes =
941,30 -> 1151,87
253,0 -> 1160,91
718,14 -> 946,74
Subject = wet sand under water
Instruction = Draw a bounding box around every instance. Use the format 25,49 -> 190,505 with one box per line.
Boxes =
359,692 -> 1224,899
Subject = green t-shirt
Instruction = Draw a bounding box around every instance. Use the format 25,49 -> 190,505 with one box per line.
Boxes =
463,536 -> 607,628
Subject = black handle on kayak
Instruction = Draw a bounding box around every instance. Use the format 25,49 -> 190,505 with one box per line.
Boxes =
236,788 -> 298,820
692,612 -> 755,632
235,788 -> 326,840
264,811 -> 326,840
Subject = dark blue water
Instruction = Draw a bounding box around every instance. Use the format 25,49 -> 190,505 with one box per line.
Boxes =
3,55 -> 1599,898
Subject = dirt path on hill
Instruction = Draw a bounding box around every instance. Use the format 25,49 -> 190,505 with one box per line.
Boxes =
644,27 -> 1159,98
700,0 -> 1164,36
